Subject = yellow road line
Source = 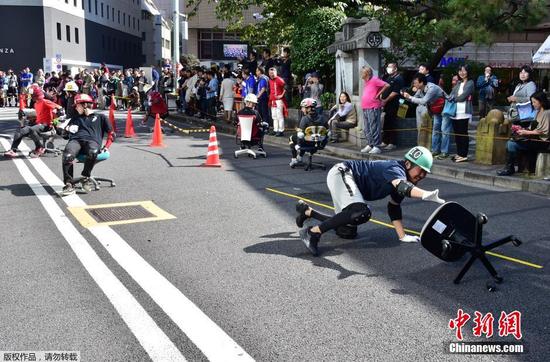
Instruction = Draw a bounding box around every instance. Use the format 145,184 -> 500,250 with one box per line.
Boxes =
265,187 -> 544,269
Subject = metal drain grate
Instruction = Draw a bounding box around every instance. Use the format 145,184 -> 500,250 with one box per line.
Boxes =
87,205 -> 155,222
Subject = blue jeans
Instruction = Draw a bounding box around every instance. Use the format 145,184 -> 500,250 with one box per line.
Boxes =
363,108 -> 382,146
432,114 -> 453,154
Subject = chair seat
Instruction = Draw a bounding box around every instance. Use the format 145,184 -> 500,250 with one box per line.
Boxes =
77,150 -> 110,163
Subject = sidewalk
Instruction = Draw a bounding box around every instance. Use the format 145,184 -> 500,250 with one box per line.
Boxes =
168,113 -> 550,196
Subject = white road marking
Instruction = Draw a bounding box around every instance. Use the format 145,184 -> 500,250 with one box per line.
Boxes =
14,140 -> 254,362
0,138 -> 187,362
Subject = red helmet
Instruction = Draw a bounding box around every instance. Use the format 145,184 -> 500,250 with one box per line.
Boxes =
30,85 -> 44,100
74,93 -> 94,104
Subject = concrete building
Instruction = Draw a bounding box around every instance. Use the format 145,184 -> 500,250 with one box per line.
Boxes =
141,0 -> 172,66
0,0 -> 144,72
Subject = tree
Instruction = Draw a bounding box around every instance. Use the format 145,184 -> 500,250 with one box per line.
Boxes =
186,0 -> 548,70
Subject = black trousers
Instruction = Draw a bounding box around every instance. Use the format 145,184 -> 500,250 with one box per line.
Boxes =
62,139 -> 100,183
382,105 -> 399,145
451,118 -> 470,157
10,124 -> 48,150
257,98 -> 271,127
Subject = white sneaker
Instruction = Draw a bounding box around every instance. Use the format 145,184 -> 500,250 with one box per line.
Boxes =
361,145 -> 372,153
368,146 -> 382,154
296,155 -> 302,162
379,142 -> 387,148
384,144 -> 396,150
289,158 -> 299,167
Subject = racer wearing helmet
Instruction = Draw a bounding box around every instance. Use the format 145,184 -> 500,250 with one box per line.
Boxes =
294,146 -> 446,256
63,81 -> 79,119
3,84 -> 63,158
288,97 -> 328,167
60,93 -> 114,196
236,93 -> 268,151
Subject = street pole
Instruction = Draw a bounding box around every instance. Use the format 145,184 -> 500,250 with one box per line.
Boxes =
173,0 -> 180,71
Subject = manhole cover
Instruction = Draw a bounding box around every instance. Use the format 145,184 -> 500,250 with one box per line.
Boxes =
87,205 -> 155,222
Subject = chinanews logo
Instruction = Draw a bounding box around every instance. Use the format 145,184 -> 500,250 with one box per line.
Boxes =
0,48 -> 15,54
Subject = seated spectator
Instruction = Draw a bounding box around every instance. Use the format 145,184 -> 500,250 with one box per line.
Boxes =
328,91 -> 357,143
289,98 -> 328,167
3,85 -> 63,158
497,91 -> 550,176
507,65 -> 537,121
128,87 -> 140,110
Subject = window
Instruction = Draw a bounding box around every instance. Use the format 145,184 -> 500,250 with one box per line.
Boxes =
82,0 -> 84,9
75,27 -> 79,44
133,17 -> 135,29
112,8 -> 114,21
101,3 -> 103,17
66,25 -> 71,42
118,10 -> 120,23
137,19 -> 140,31
142,32 -> 146,41
74,0 -> 77,7
88,0 -> 91,12
56,23 -> 61,40
102,35 -> 105,49
106,5 -> 109,19
95,0 -> 97,15
123,12 -> 126,26
65,0 -> 68,3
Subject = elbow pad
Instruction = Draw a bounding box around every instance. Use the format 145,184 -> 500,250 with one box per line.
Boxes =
387,202 -> 402,221
396,180 -> 414,198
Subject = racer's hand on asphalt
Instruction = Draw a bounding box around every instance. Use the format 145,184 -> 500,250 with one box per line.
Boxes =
422,189 -> 445,204
400,234 -> 420,243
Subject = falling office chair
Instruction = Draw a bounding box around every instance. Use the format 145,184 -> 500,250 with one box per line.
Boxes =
420,202 -> 521,285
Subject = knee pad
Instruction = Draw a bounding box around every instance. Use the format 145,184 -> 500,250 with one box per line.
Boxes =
343,203 -> 371,225
87,148 -> 99,160
336,225 -> 358,239
63,153 -> 75,163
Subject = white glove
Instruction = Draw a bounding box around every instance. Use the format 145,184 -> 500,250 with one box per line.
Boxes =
297,131 -> 305,139
422,189 -> 445,204
67,125 -> 79,134
400,234 -> 420,243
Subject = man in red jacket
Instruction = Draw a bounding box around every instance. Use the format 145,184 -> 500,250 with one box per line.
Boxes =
268,67 -> 287,137
4,84 -> 63,158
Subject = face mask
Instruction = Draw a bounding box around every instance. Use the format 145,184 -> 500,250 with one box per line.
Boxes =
386,67 -> 395,75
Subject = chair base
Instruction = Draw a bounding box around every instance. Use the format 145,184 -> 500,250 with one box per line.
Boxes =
299,153 -> 326,171
72,176 -> 116,191
234,148 -> 267,159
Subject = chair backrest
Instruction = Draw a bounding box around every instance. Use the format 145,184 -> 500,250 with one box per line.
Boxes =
237,115 -> 255,142
304,125 -> 328,144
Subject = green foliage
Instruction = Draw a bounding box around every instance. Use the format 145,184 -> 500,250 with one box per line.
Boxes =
290,8 -> 346,81
180,54 -> 200,68
320,92 -> 336,110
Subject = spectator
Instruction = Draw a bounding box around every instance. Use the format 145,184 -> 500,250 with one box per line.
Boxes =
128,86 -> 140,110
20,67 -> 33,92
359,66 -> 389,154
447,64 -> 475,163
242,69 -> 256,99
402,73 -> 447,156
262,48 -> 276,73
497,91 -> 550,176
279,47 -> 292,105
0,71 -> 6,107
206,71 -> 219,120
100,62 -> 110,74
6,69 -> 18,107
137,70 -> 148,111
268,67 -> 287,136
196,77 -> 208,118
177,68 -> 187,113
381,62 -> 405,150
151,66 -> 160,92
255,66 -> 271,128
507,65 -> 537,121
219,72 -> 235,124
35,69 -> 45,88
328,91 -> 357,143
476,66 -> 499,118
244,51 -> 258,75
303,73 -> 324,116
418,63 -> 435,84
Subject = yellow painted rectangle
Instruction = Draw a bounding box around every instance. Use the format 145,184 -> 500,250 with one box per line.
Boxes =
68,200 -> 176,229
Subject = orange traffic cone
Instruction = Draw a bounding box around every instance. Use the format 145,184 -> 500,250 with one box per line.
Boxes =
109,95 -> 117,133
149,113 -> 165,147
124,107 -> 136,138
202,126 -> 222,167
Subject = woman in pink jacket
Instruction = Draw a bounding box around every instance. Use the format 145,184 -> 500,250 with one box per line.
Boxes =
360,66 -> 389,154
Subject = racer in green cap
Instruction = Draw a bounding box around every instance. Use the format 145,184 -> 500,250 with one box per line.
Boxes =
295,146 -> 446,256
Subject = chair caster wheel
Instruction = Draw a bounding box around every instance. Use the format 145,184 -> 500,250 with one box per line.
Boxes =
493,276 -> 503,284
112,183 -> 116,187
234,154 -> 238,158
512,237 -> 522,247
486,281 -> 497,292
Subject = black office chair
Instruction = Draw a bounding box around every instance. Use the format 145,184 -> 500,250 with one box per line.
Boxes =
420,202 -> 521,285
292,125 -> 328,171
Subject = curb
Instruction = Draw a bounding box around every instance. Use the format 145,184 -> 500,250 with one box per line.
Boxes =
169,114 -> 550,197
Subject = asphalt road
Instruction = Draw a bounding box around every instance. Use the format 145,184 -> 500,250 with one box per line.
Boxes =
0,107 -> 549,361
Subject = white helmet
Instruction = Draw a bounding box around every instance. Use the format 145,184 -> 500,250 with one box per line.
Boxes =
244,93 -> 258,104
64,81 -> 78,92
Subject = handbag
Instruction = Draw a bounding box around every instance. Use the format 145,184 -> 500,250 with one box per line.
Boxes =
442,100 -> 457,117
429,97 -> 445,114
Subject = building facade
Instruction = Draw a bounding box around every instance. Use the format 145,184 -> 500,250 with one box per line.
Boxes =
0,0 -> 144,72
141,0 -> 172,67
